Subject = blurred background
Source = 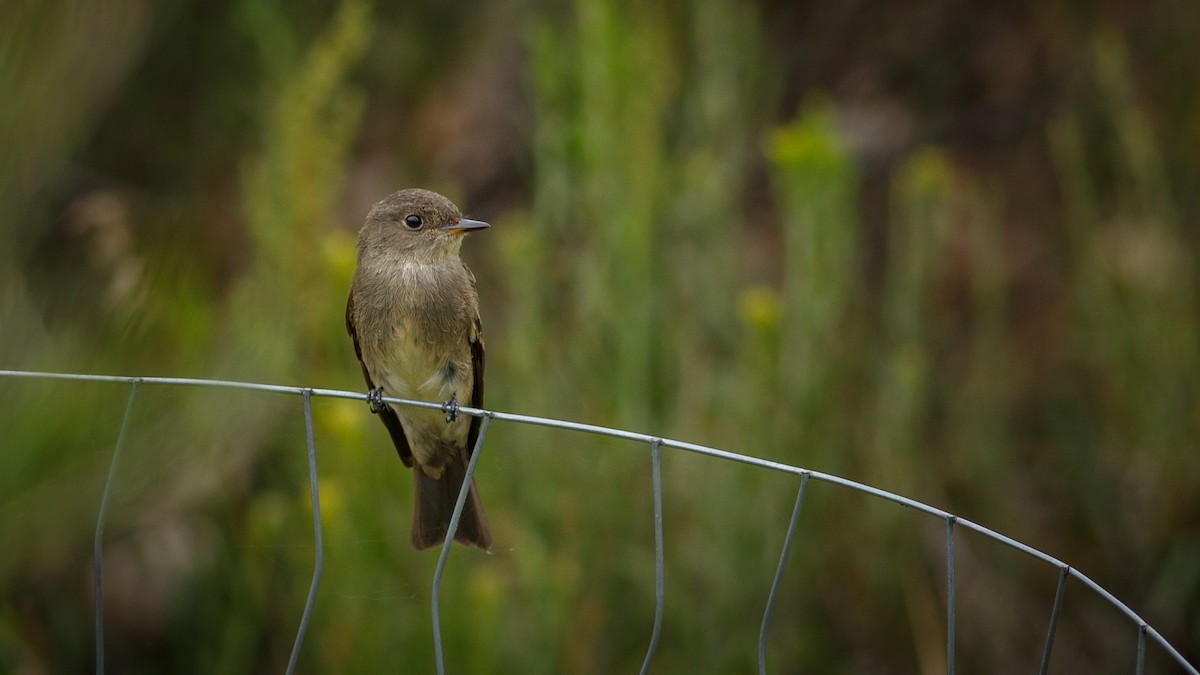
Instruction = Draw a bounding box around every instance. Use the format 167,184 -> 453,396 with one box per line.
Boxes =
2,0 -> 1198,672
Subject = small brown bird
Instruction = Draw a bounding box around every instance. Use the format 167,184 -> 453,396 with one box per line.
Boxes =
346,188 -> 492,550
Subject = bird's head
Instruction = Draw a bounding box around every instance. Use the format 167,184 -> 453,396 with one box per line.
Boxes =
359,188 -> 489,263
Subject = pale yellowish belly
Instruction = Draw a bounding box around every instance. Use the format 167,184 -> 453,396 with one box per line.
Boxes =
368,322 -> 473,473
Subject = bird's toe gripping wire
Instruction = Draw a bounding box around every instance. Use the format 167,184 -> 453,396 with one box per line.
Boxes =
367,387 -> 386,414
441,393 -> 459,423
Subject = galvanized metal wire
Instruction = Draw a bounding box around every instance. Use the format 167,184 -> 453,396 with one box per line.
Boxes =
93,381 -> 138,675
946,516 -> 957,675
2,368 -> 1197,675
638,439 -> 665,675
1039,565 -> 1071,675
758,473 -> 808,675
432,414 -> 492,675
286,390 -> 324,675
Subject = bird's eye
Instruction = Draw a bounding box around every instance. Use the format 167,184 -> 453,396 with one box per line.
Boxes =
403,214 -> 422,229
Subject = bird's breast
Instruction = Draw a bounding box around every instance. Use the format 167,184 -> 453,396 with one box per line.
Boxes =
355,261 -> 476,404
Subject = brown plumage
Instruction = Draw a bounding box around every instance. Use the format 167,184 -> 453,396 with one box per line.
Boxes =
346,188 -> 492,550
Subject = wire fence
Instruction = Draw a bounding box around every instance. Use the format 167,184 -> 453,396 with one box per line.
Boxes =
1,368 -> 1196,675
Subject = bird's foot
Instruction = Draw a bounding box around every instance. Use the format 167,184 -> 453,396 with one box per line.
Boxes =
367,387 -> 386,414
441,393 -> 459,423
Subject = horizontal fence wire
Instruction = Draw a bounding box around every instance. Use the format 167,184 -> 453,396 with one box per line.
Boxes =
1,368 -> 1197,675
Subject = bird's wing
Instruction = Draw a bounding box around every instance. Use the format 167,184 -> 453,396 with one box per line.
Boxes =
466,313 -> 485,459
347,291 -> 414,467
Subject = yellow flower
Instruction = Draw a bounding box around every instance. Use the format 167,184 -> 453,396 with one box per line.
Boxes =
738,285 -> 781,331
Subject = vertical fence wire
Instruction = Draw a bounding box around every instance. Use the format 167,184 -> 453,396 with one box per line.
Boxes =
1137,624 -> 1147,675
638,439 -> 665,675
758,473 -> 810,675
285,390 -> 324,675
946,517 -> 957,675
1062,567 -> 1196,674
1038,565 -> 1070,675
93,381 -> 139,675
432,414 -> 493,675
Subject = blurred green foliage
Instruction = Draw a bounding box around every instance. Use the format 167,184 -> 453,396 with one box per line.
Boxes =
2,0 -> 1199,673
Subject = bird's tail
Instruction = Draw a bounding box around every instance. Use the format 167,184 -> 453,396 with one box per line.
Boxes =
411,448 -> 492,551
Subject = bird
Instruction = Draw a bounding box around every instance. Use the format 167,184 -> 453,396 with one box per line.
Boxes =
346,188 -> 492,550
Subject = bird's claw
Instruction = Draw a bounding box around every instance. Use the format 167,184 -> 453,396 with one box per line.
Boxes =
367,387 -> 386,414
442,393 -> 459,423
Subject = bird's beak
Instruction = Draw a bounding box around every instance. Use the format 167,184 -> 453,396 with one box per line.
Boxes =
440,218 -> 490,234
